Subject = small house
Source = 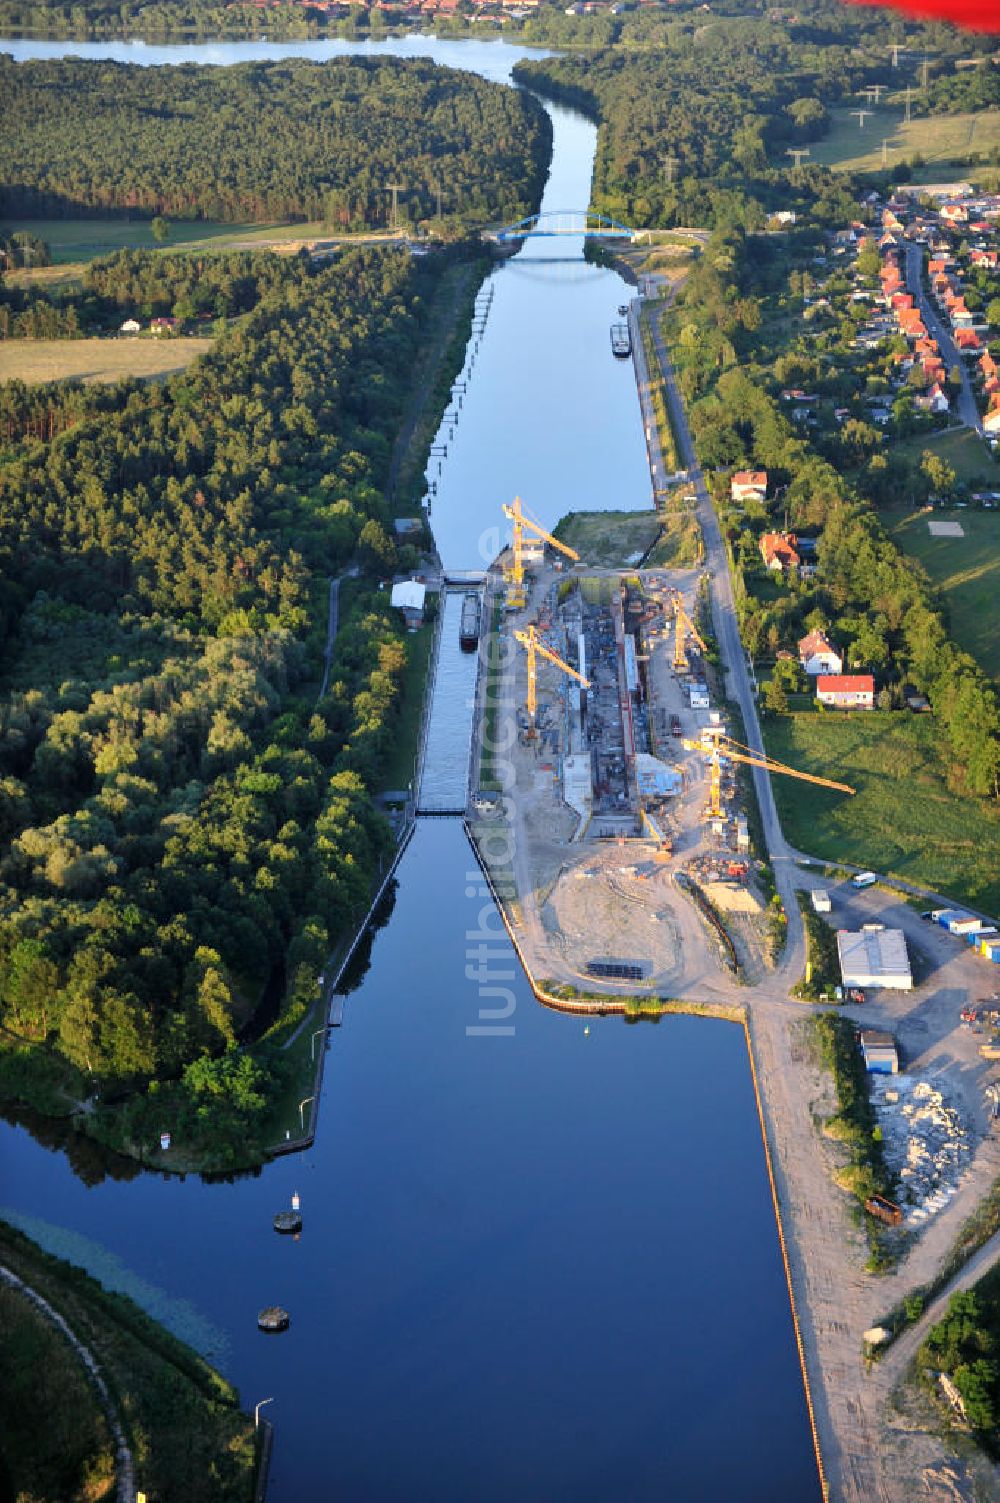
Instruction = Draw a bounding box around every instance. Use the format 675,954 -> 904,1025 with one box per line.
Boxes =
760,532 -> 800,572
816,674 -> 874,710
730,470 -> 767,504
798,630 -> 842,676
150,316 -> 179,335
389,578 -> 426,631
120,318 -> 141,334
859,1029 -> 900,1073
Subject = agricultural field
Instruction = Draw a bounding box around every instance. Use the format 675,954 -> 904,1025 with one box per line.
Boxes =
800,107 -> 1000,174
763,712 -> 1000,915
885,505 -> 1000,681
0,217 -> 327,265
0,335 -> 214,385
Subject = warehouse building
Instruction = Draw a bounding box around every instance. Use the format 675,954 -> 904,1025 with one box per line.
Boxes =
837,925 -> 913,991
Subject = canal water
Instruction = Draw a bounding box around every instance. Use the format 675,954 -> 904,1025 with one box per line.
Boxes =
0,34 -> 822,1502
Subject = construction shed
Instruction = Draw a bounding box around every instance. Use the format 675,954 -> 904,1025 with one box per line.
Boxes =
859,1029 -> 900,1075
837,926 -> 913,991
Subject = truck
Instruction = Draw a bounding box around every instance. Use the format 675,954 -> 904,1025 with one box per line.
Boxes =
670,715 -> 682,737
864,1194 -> 903,1228
852,871 -> 878,889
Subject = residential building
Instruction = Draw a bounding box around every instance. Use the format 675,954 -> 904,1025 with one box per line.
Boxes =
760,532 -> 800,572
816,673 -> 874,709
730,469 -> 767,504
798,629 -> 842,676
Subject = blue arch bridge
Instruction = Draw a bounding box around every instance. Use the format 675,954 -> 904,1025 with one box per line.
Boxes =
487,209 -> 636,243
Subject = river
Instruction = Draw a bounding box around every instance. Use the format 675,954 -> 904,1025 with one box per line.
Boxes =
0,35 -> 822,1501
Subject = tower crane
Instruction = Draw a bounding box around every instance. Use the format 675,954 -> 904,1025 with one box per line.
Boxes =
513,624 -> 590,733
502,496 -> 579,610
682,728 -> 855,822
671,591 -> 708,673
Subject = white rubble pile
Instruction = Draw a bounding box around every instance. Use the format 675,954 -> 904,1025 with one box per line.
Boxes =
870,1075 -> 971,1227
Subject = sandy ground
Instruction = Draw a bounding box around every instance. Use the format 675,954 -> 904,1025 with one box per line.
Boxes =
0,336 -> 213,384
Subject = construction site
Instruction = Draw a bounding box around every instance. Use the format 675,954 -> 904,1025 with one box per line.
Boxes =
471,499 -> 855,992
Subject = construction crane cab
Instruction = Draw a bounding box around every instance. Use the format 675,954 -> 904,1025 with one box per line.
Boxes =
502,496 -> 579,610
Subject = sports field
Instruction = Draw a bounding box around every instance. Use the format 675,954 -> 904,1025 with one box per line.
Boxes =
885,504 -> 1000,681
0,336 -> 214,385
792,107 -> 1000,174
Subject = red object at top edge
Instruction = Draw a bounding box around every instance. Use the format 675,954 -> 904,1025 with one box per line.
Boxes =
845,0 -> 1000,31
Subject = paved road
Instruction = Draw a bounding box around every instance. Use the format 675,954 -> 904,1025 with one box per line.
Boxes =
904,242 -> 981,435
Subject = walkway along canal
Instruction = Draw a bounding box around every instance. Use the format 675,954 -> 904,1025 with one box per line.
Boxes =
0,34 -> 821,1502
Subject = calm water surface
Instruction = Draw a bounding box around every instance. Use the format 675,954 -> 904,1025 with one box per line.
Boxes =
0,34 -> 821,1501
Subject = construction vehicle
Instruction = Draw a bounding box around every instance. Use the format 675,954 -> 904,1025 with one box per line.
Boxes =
502,496 -> 579,610
682,727 -> 855,823
671,590 -> 708,673
513,623 -> 589,735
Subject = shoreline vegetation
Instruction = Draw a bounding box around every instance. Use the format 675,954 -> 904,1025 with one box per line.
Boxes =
0,54 -> 551,1174
0,1217 -> 258,1502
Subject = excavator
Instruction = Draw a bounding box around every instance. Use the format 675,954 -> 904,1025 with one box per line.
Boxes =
513,623 -> 589,737
502,496 -> 579,610
682,727 -> 855,822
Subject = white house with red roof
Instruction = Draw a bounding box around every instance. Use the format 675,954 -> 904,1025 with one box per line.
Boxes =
816,674 -> 874,709
798,630 -> 842,676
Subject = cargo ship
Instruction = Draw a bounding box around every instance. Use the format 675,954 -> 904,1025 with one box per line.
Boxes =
460,591 -> 481,651
610,323 -> 631,358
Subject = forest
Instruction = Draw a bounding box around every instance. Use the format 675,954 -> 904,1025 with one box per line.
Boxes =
0,244 -> 456,1163
0,246 -> 307,339
0,54 -> 551,226
513,5 -> 998,231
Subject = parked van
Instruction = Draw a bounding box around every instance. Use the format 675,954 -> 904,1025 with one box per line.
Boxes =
852,871 -> 878,889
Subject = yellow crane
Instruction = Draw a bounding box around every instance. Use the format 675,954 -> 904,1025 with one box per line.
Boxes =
502,496 -> 579,609
683,728 -> 855,822
671,591 -> 708,673
514,624 -> 590,731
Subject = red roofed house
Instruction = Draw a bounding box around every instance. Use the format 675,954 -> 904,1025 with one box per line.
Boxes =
955,327 -> 981,352
798,630 -> 843,676
985,404 -> 1000,438
816,674 -> 874,710
760,532 -> 800,572
980,351 -> 998,383
730,470 -> 767,503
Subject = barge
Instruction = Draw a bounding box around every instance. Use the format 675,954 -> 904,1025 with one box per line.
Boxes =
610,323 -> 631,358
460,591 -> 481,651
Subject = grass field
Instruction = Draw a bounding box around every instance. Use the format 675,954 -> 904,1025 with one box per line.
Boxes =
889,428 -> 997,487
885,505 -> 1000,680
0,217 -> 328,265
0,336 -> 213,385
798,106 -> 1000,174
763,712 -> 1000,915
555,507 -> 662,566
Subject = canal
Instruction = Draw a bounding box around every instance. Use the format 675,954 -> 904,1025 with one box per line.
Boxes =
0,33 -> 822,1501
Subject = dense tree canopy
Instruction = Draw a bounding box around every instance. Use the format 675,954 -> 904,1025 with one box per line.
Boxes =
0,55 -> 551,226
0,243 -> 452,1155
